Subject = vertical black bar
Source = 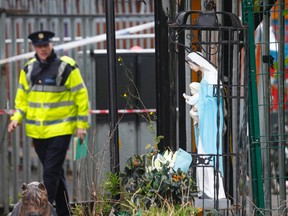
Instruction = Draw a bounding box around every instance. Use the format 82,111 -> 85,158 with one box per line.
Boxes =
154,0 -> 177,151
222,1 -> 234,202
105,0 -> 120,173
177,1 -> 186,150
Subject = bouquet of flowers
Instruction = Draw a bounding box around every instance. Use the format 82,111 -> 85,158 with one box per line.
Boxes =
120,145 -> 197,209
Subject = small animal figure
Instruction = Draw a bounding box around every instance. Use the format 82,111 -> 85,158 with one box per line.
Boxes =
8,181 -> 56,216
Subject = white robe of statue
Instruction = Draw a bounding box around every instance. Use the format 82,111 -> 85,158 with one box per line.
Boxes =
186,51 -> 226,199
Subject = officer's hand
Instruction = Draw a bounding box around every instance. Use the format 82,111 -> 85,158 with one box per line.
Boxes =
8,120 -> 19,132
76,128 -> 86,143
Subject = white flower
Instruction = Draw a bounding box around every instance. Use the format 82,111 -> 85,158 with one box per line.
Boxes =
149,150 -> 177,172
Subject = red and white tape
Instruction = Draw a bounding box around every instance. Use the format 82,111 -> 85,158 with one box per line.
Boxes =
89,109 -> 156,114
0,110 -> 15,115
0,109 -> 156,115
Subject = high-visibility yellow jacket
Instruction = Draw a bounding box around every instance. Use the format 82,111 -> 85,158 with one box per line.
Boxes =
11,52 -> 89,139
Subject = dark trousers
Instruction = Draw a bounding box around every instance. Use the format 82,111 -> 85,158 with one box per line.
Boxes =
33,135 -> 71,216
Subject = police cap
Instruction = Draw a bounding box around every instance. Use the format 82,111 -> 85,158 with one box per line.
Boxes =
28,30 -> 55,45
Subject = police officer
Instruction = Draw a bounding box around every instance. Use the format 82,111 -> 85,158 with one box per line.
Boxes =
8,30 -> 89,215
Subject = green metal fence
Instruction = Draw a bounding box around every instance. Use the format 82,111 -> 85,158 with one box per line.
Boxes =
243,0 -> 288,215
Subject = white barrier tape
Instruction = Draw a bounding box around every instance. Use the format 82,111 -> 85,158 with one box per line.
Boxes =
0,22 -> 155,65
89,109 -> 156,114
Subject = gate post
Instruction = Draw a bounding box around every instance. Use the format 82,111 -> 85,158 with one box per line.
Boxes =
243,0 -> 265,212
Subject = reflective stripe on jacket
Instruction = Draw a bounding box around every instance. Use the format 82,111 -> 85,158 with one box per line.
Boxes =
11,54 -> 89,139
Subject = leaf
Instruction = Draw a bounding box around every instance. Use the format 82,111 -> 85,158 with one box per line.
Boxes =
145,144 -> 152,149
154,135 -> 164,144
152,178 -> 159,189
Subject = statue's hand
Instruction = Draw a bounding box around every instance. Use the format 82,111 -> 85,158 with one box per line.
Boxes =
183,93 -> 189,99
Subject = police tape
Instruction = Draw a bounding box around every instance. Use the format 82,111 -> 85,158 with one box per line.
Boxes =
89,109 -> 156,114
0,109 -> 156,115
0,110 -> 14,115
0,22 -> 155,65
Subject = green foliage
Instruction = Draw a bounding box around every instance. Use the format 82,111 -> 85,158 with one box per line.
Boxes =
9,193 -> 22,205
104,172 -> 121,198
71,204 -> 86,216
93,201 -> 113,216
154,135 -> 164,145
139,203 -> 201,216
253,0 -> 261,12
119,146 -> 197,213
